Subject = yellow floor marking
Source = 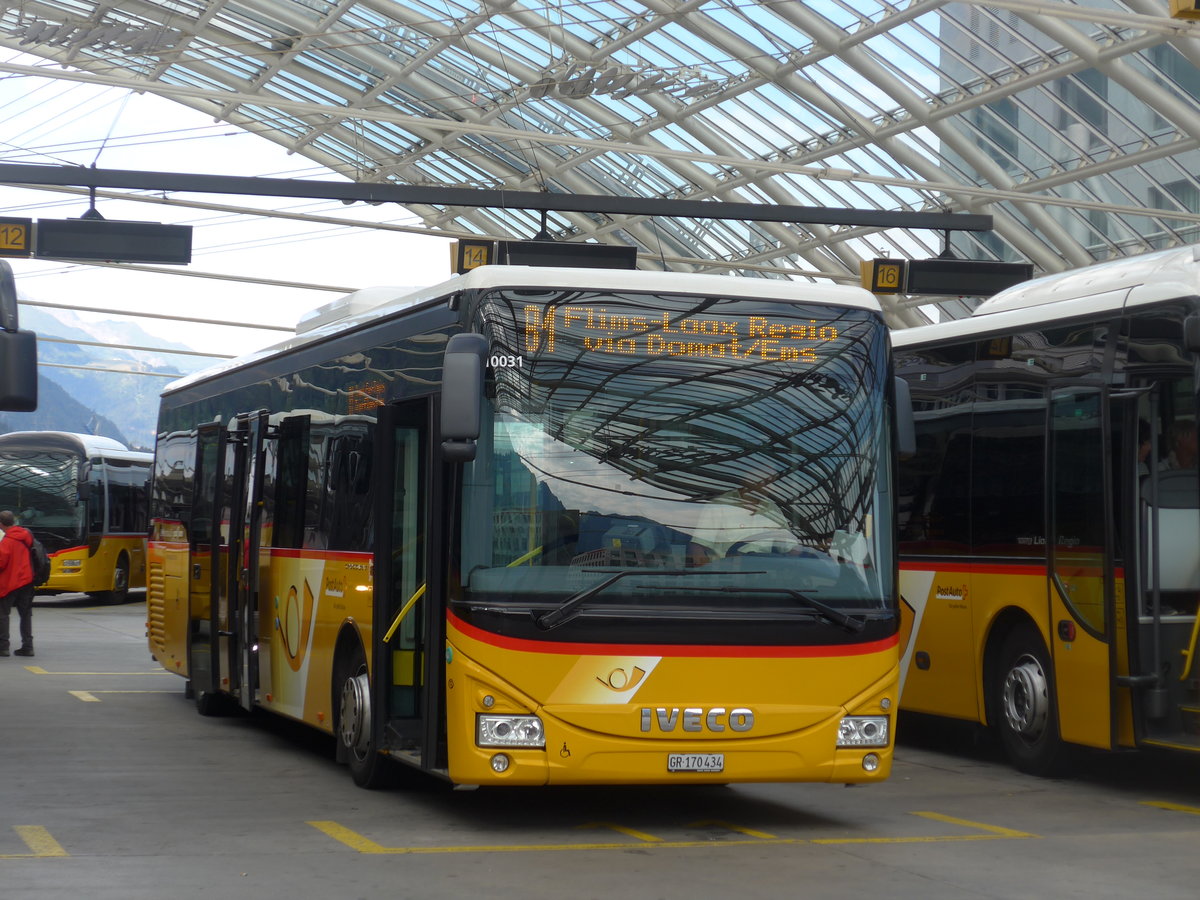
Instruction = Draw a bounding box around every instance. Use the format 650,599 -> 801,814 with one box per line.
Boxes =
309,821 -> 390,854
1142,801 -> 1200,816
810,812 -> 1037,844
579,822 -> 663,842
69,690 -> 176,702
24,666 -> 170,676
308,811 -> 1037,855
0,826 -> 69,859
688,820 -> 777,839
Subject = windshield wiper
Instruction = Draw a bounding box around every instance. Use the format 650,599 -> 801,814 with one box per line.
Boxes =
533,569 -> 741,631
690,585 -> 866,633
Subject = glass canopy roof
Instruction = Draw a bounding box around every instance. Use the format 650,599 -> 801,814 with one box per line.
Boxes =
1,0 -> 1198,325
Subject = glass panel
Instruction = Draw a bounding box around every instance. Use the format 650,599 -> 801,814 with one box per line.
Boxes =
192,430 -> 220,549
391,423 -> 425,649
270,417 -> 310,551
0,450 -> 83,542
1050,388 -> 1107,637
896,340 -> 976,554
459,288 -> 892,627
388,417 -> 426,718
87,465 -> 106,535
1137,374 -> 1199,618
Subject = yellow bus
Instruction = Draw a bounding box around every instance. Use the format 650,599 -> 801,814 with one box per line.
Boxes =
148,263 -> 905,788
895,245 -> 1200,774
0,431 -> 151,603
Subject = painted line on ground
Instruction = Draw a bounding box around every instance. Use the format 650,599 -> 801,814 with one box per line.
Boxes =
0,826 -> 69,859
1142,801 -> 1200,816
811,812 -> 1037,844
308,812 -> 1038,855
69,689 -> 176,702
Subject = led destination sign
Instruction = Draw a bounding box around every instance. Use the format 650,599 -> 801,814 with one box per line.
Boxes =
523,305 -> 840,362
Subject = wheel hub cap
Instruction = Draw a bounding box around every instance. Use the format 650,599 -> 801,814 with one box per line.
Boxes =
339,669 -> 371,758
1002,654 -> 1049,740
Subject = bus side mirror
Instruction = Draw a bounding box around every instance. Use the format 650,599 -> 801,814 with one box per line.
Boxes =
895,377 -> 916,458
0,261 -> 37,413
1185,314 -> 1200,354
0,329 -> 37,412
440,333 -> 489,463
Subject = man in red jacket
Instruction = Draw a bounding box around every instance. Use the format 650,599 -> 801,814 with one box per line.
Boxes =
0,509 -> 35,657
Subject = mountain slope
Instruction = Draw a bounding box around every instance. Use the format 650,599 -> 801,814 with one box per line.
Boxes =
4,304 -> 222,450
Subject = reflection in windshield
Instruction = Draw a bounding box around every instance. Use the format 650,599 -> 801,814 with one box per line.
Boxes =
457,290 -> 893,622
0,452 -> 84,537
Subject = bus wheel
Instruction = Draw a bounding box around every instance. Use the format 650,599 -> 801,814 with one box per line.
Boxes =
192,681 -> 230,716
336,648 -> 390,788
994,626 -> 1066,776
92,555 -> 130,605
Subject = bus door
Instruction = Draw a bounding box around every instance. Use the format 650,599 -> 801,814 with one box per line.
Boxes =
1047,387 -> 1114,749
1131,375 -> 1200,748
188,424 -> 226,706
217,411 -> 268,711
371,398 -> 441,771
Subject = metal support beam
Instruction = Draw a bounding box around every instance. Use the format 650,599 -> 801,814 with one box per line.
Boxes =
0,164 -> 993,232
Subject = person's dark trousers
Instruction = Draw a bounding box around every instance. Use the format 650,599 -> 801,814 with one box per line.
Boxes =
0,583 -> 34,655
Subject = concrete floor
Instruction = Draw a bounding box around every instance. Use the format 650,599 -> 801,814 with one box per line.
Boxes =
3,594 -> 1200,899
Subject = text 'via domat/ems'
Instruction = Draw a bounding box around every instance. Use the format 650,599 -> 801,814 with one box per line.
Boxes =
522,305 -> 840,361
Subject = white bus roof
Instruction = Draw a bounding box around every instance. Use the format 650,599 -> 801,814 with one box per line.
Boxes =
893,244 -> 1200,349
0,431 -> 151,462
296,266 -> 881,334
169,266 -> 881,393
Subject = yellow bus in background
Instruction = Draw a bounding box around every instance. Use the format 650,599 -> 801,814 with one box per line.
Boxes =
895,245 -> 1200,775
148,264 -> 905,789
0,431 -> 151,603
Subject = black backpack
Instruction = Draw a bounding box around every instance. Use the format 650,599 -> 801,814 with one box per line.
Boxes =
28,538 -> 50,587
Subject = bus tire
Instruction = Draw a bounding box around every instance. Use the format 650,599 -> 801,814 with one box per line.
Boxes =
335,645 -> 392,789
193,682 -> 230,716
91,554 -> 131,605
993,625 -> 1066,776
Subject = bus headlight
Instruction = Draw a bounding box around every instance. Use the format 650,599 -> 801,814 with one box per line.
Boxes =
476,714 -> 545,748
837,716 -> 889,747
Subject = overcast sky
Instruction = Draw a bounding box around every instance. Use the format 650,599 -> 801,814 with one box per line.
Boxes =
1,51 -> 454,363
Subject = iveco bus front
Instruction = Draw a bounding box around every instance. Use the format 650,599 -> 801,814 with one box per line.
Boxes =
437,274 -> 901,784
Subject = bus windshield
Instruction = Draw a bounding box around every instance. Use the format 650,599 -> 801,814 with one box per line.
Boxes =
0,450 -> 84,539
456,287 -> 893,642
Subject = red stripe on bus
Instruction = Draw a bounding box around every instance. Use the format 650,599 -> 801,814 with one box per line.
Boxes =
266,547 -> 372,563
900,560 -> 1126,579
147,544 -> 372,564
900,560 -> 1047,576
447,609 -> 898,658
46,545 -> 86,558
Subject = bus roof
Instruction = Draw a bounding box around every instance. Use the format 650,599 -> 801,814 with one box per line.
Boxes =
167,265 -> 881,395
892,244 -> 1200,349
0,431 -> 151,462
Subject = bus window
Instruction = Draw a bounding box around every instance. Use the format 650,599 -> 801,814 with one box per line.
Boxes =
896,341 -> 975,554
325,431 -> 373,551
87,465 -> 105,534
269,416 -> 310,551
